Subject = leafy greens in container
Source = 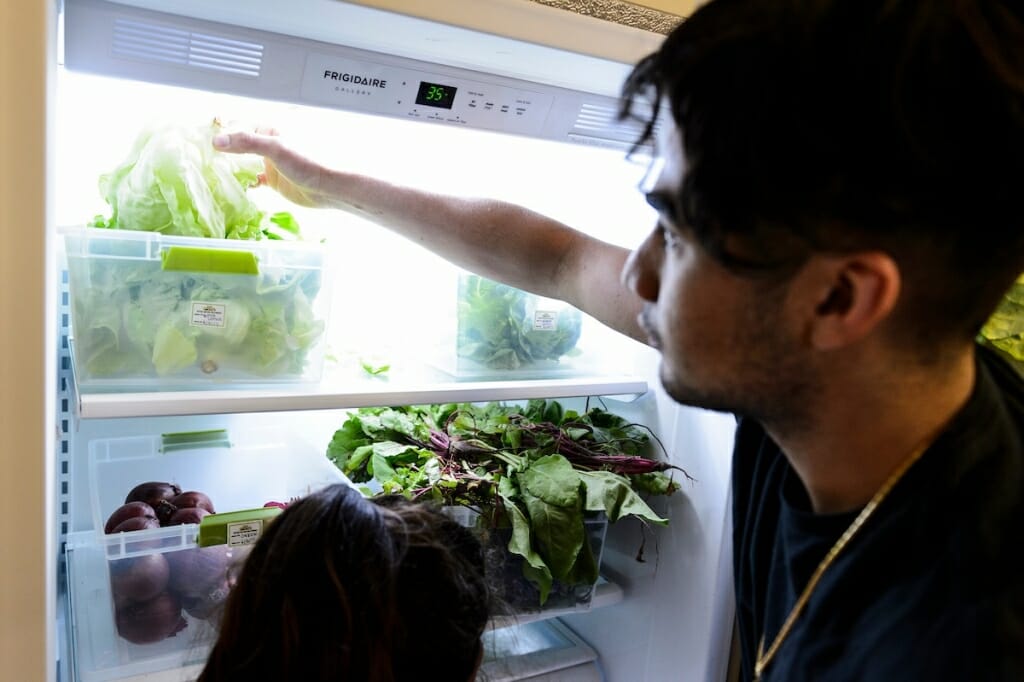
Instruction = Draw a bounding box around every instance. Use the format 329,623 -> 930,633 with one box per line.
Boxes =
67,239 -> 326,380
457,275 -> 583,370
66,119 -> 328,384
326,399 -> 686,608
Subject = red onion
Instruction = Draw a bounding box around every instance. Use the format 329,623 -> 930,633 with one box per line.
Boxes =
104,502 -> 157,534
115,592 -> 187,644
166,507 -> 210,526
180,578 -> 231,620
109,553 -> 169,603
169,491 -> 216,514
166,545 -> 231,598
153,500 -> 178,526
110,516 -> 161,534
124,482 -> 181,510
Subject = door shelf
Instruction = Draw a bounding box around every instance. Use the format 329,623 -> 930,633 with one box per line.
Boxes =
74,375 -> 649,419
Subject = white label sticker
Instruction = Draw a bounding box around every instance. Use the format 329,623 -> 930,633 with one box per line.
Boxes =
533,310 -> 558,331
190,302 -> 226,329
226,519 -> 264,547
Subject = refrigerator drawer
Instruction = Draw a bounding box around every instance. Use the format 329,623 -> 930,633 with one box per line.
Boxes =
66,426 -> 351,681
66,528 -> 239,682
81,426 -> 345,533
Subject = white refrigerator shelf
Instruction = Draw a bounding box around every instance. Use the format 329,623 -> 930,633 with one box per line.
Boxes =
74,376 -> 649,419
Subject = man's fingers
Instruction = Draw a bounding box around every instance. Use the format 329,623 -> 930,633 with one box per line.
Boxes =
212,131 -> 241,151
212,130 -> 279,155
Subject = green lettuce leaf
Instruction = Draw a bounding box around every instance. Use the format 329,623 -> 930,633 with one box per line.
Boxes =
152,322 -> 198,376
93,120 -> 269,240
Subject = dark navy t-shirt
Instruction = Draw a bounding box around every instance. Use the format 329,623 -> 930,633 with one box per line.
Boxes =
732,346 -> 1024,681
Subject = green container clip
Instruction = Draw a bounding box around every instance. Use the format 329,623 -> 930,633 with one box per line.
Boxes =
198,507 -> 282,547
160,246 -> 260,275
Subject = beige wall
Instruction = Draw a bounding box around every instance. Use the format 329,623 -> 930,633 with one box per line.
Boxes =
341,0 -> 669,64
0,0 -> 55,680
628,0 -> 701,16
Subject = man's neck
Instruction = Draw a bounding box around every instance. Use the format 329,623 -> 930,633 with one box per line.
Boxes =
767,346 -> 977,514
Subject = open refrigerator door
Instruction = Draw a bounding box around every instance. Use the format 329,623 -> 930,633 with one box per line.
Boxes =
11,0 -> 738,679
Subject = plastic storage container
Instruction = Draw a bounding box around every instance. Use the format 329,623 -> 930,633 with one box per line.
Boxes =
435,273 -> 639,381
440,273 -> 585,380
62,226 -> 331,390
65,428 -> 350,682
450,507 -> 608,615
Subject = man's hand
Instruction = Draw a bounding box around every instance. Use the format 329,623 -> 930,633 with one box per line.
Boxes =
213,128 -> 334,209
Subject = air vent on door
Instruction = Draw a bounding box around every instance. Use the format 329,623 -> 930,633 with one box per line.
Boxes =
571,102 -> 659,149
111,18 -> 264,78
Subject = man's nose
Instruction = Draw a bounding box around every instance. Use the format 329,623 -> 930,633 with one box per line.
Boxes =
622,227 -> 663,303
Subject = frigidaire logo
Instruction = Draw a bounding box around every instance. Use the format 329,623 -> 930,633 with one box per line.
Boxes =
322,70 -> 387,88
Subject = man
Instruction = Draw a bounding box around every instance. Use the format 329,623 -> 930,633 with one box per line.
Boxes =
214,1 -> 1024,678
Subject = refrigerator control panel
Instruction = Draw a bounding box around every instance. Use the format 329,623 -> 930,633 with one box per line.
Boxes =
301,53 -> 554,135
64,0 -> 645,150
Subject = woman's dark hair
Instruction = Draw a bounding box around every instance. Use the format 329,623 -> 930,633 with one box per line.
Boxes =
197,484 -> 489,682
621,0 -> 1024,351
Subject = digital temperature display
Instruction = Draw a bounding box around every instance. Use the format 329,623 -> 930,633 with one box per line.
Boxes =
415,81 -> 457,109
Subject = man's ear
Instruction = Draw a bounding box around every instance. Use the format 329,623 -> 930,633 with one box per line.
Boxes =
798,252 -> 901,351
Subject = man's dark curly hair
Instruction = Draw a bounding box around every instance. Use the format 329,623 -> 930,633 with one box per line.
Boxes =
621,0 -> 1024,352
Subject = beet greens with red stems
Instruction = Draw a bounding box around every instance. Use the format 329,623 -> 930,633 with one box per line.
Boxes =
326,399 -> 690,606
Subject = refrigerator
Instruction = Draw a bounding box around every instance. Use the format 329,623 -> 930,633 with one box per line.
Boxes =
0,0 -> 738,680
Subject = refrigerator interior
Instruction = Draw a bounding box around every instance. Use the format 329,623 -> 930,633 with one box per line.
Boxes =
51,2 -> 738,680
55,69 -> 654,385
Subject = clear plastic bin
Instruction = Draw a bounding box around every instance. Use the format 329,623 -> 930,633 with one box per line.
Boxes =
433,273 -> 635,381
84,428 -> 345,533
62,226 -> 331,389
450,506 -> 608,615
66,427 -> 351,682
66,525 -> 244,682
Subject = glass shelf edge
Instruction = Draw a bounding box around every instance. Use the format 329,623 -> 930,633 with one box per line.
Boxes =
76,376 -> 650,419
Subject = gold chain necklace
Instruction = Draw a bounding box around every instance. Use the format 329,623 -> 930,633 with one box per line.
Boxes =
753,439 -> 932,681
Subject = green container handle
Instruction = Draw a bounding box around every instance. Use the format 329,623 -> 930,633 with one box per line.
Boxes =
160,429 -> 231,453
160,246 -> 260,275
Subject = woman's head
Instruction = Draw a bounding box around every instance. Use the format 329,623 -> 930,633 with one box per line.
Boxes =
198,484 -> 489,682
